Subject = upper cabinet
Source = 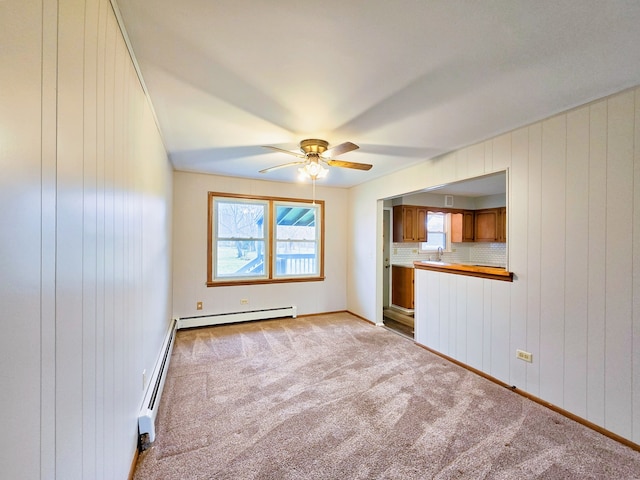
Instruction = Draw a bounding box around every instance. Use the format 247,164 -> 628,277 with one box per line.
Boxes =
451,211 -> 475,243
392,171 -> 507,244
474,208 -> 506,242
497,207 -> 506,243
393,205 -> 427,242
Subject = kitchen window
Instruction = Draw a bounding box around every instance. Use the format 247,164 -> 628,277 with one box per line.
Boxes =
419,212 -> 451,252
207,193 -> 324,286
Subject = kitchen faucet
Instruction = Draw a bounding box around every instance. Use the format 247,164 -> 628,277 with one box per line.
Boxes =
436,246 -> 443,261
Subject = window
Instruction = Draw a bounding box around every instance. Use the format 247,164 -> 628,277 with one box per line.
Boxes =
208,193 -> 324,286
419,212 -> 451,252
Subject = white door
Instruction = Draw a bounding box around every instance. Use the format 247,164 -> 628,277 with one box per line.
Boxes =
383,209 -> 391,309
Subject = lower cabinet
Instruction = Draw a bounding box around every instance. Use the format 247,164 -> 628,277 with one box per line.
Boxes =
391,265 -> 414,309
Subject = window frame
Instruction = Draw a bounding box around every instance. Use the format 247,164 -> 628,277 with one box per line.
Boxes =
419,211 -> 452,253
207,192 -> 325,286
273,199 -> 322,280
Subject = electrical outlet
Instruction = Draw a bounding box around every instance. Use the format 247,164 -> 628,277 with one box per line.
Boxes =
516,349 -> 533,363
196,301 -> 203,310
393,248 -> 398,254
240,298 -> 249,305
412,249 -> 418,253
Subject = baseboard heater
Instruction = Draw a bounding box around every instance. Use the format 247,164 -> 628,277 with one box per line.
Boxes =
177,305 -> 297,330
138,306 -> 296,449
138,318 -> 177,449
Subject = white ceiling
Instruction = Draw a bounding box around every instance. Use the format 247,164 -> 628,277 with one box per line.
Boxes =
114,0 -> 640,187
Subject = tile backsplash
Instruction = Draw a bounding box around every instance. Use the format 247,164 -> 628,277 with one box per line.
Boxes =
391,242 -> 506,267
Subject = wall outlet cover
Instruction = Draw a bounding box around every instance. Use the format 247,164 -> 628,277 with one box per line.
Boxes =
516,349 -> 533,363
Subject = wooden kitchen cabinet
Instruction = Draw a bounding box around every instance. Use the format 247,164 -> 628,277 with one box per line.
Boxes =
497,207 -> 506,242
393,205 -> 428,242
451,211 -> 475,243
392,265 -> 414,309
474,208 -> 506,242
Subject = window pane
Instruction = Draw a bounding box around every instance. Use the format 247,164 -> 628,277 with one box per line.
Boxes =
422,233 -> 445,249
275,206 -> 316,240
217,202 -> 265,239
274,204 -> 319,277
216,241 -> 265,277
208,194 -> 323,284
427,212 -> 444,232
275,241 -> 317,275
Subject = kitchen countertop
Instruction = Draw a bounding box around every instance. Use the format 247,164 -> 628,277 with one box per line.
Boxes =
413,260 -> 513,282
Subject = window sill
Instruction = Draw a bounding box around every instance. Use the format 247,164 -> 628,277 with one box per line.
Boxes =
207,276 -> 325,287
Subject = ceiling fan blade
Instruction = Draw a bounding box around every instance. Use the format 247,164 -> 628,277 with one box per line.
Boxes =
262,145 -> 306,159
259,161 -> 306,174
322,141 -> 359,158
327,159 -> 372,171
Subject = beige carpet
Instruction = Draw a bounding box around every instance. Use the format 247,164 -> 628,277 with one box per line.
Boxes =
134,312 -> 640,479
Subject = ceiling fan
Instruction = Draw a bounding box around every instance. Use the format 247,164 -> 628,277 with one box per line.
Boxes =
260,139 -> 373,179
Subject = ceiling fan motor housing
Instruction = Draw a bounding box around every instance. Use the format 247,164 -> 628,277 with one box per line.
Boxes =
300,139 -> 329,155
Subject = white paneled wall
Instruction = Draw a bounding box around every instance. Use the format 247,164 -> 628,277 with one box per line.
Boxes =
350,86 -> 640,444
0,1 -> 173,478
0,2 -> 48,479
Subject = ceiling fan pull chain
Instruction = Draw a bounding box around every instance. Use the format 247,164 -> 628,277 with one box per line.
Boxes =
312,178 -> 316,204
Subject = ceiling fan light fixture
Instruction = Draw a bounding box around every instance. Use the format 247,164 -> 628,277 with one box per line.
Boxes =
298,162 -> 328,180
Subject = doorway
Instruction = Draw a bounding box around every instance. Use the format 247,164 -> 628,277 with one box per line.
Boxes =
382,207 -> 414,338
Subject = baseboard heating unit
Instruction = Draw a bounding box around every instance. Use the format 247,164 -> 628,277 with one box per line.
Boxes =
138,318 -> 177,448
138,306 -> 296,449
177,305 -> 297,330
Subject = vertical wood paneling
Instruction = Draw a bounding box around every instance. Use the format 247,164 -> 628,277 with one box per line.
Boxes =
466,277 -> 484,370
509,127 -> 529,388
56,1 -> 87,478
447,275 -> 458,356
492,133 -> 512,172
455,275 -> 468,364
484,139 -> 494,173
113,33 -> 127,477
103,11 -> 117,474
482,281 -> 492,372
395,88 -> 640,444
2,1 -> 172,478
539,115 -> 567,406
633,87 -> 640,444
587,100 -> 607,426
491,133 -> 512,381
526,123 -> 542,395
94,2 -> 108,476
490,281 -> 511,381
439,274 -> 451,354
563,106 -> 590,416
82,0 -> 100,476
425,271 -> 440,350
414,270 -> 426,346
604,91 -> 634,437
442,151 -> 458,185
41,1 -> 59,477
0,2 -> 45,478
467,143 -> 485,178
455,146 -> 469,180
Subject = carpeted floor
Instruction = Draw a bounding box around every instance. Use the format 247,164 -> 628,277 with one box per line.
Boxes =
134,312 -> 640,479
